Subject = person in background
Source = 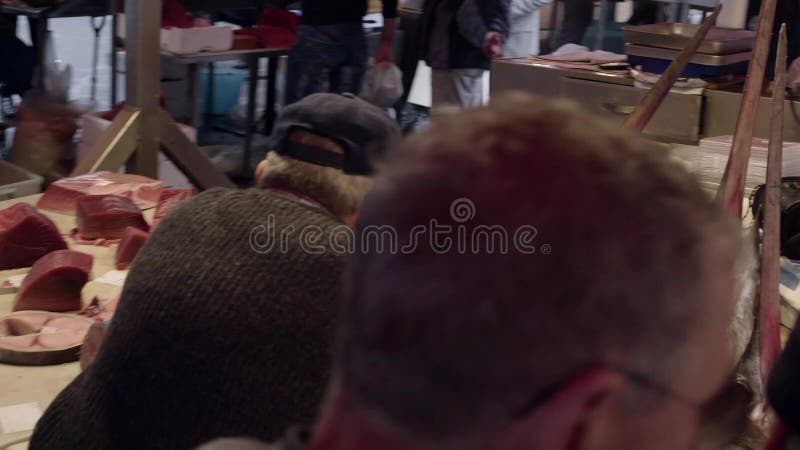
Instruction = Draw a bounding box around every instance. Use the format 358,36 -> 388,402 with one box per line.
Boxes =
200,93 -> 743,450
0,15 -> 35,118
420,0 -> 509,111
284,0 -> 398,105
553,0 -> 592,48
505,0 -> 553,58
29,94 -> 401,450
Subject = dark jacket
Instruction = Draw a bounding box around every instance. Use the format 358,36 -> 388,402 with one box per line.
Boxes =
421,0 -> 510,70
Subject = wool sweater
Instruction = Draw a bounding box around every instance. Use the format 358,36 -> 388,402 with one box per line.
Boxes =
30,188 -> 349,450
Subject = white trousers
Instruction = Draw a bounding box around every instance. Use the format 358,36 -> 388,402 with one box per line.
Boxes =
431,69 -> 486,111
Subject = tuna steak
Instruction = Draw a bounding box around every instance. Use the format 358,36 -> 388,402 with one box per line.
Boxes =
153,188 -> 194,227
0,311 -> 95,365
37,172 -> 163,215
0,203 -> 67,270
76,195 -> 150,240
13,250 -> 93,312
115,226 -> 150,270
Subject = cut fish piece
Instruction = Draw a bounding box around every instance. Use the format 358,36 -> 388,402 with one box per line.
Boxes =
0,203 -> 67,270
153,188 -> 194,227
79,321 -> 109,370
115,226 -> 150,270
37,172 -> 163,215
0,311 -> 95,365
13,250 -> 93,313
81,295 -> 120,323
76,195 -> 149,240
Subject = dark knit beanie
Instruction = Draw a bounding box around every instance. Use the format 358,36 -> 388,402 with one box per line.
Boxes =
31,188 -> 348,449
270,93 -> 401,175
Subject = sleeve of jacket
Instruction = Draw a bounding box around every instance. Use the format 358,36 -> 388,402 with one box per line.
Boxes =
483,0 -> 511,38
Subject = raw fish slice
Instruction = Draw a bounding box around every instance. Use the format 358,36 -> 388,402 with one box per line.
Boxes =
76,195 -> 149,240
37,171 -> 163,215
2,316 -> 45,336
81,295 -> 120,322
13,250 -> 93,312
115,226 -> 150,270
153,188 -> 194,227
37,329 -> 87,349
0,203 -> 67,270
0,334 -> 38,350
0,312 -> 51,336
0,311 -> 95,365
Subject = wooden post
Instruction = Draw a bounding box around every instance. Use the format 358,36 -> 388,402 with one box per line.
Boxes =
73,0 -> 234,190
716,0 -> 782,217
622,5 -> 721,133
758,23 -> 787,391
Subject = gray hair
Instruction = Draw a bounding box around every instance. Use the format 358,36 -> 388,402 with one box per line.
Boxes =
335,94 -> 741,443
259,151 -> 373,219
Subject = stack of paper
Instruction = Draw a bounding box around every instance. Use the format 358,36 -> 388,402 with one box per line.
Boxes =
693,135 -> 800,186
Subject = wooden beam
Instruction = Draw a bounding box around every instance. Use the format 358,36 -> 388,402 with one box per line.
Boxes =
759,23 -> 787,392
716,0 -> 782,216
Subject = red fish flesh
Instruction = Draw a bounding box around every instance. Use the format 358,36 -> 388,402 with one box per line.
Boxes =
76,195 -> 150,240
37,171 -> 163,215
13,250 -> 93,313
0,203 -> 67,270
152,188 -> 194,228
0,311 -> 95,365
115,226 -> 150,270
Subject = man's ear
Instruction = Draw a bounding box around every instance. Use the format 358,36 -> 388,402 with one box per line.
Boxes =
493,368 -> 625,450
255,159 -> 268,189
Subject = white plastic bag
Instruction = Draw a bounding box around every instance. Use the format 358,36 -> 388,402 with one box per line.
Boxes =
42,32 -> 72,103
360,61 -> 403,108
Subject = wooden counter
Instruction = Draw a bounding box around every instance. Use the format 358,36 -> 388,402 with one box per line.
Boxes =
490,59 -> 800,145
0,194 -> 152,449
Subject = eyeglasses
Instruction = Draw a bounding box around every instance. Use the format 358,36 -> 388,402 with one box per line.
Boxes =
513,366 -> 754,449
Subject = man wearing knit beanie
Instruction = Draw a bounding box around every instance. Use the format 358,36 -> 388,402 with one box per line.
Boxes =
29,93 -> 401,450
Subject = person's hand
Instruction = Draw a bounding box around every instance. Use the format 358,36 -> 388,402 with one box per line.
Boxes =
375,42 -> 394,64
484,31 -> 503,59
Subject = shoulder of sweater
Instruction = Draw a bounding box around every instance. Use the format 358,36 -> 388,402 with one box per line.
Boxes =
167,188 -> 344,229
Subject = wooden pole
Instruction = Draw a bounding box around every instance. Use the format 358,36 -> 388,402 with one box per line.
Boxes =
622,5 -> 721,132
73,0 -> 234,190
716,0 -> 782,217
758,23 -> 787,391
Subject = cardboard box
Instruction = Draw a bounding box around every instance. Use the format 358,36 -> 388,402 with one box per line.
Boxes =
161,26 -> 234,55
79,113 -> 194,189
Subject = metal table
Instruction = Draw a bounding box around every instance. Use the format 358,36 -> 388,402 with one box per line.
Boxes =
162,47 -> 289,178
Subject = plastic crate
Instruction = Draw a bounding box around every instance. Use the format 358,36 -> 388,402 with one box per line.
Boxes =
627,55 -> 749,78
199,67 -> 247,115
0,160 -> 43,201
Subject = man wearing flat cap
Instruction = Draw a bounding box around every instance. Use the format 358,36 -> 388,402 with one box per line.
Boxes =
29,93 -> 402,450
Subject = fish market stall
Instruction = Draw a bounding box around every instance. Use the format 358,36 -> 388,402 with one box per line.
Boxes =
0,172 -> 188,448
